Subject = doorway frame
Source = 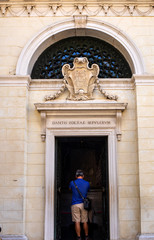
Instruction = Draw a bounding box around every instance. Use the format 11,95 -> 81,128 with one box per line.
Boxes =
44,128 -> 118,240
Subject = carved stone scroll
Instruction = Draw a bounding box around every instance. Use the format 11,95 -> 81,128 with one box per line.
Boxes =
116,110 -> 122,141
62,57 -> 99,100
41,112 -> 46,141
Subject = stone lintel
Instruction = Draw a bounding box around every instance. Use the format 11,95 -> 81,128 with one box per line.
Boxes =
35,102 -> 127,112
35,101 -> 127,141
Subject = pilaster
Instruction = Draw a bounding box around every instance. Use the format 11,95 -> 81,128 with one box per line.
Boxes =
0,75 -> 30,238
134,74 -> 154,239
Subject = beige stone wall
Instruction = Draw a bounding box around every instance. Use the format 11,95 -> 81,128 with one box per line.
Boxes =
0,77 -> 29,235
135,77 -> 154,234
0,78 -> 152,240
0,16 -> 154,75
0,78 -> 139,239
26,89 -> 45,240
117,89 -> 140,239
0,4 -> 154,240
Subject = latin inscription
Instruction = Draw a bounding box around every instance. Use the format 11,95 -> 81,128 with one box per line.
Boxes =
51,120 -> 111,125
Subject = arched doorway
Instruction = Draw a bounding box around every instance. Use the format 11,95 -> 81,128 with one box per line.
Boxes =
30,33 -> 132,240
16,18 -> 145,240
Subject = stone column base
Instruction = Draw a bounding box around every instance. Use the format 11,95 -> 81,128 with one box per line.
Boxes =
137,234 -> 154,240
0,235 -> 28,240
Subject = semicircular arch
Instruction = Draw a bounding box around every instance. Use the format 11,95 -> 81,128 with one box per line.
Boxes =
16,17 -> 145,76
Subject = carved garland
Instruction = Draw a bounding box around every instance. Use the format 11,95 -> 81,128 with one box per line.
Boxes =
0,3 -> 154,17
96,80 -> 118,100
45,80 -> 66,101
44,78 -> 118,101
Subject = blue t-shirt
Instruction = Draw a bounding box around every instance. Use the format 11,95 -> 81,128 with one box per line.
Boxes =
69,178 -> 90,205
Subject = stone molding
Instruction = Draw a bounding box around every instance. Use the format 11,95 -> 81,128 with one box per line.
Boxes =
1,75 -> 154,90
34,103 -> 120,240
44,128 -> 118,240
0,75 -> 135,90
136,234 -> 154,240
0,235 -> 28,240
0,2 -> 154,17
30,78 -> 134,90
45,128 -> 119,240
133,74 -> 154,86
0,75 -> 31,89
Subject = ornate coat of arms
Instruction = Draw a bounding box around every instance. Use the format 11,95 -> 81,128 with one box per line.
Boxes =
45,57 -> 118,101
62,57 -> 99,100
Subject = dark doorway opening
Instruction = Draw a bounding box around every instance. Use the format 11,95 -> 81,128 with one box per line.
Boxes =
55,136 -> 109,240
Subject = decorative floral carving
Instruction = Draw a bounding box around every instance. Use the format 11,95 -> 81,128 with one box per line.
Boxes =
84,4 -> 103,16
44,81 -> 66,101
75,4 -> 85,14
127,5 -> 136,15
0,3 -> 154,17
103,4 -> 110,15
97,80 -> 118,100
0,5 -> 8,16
25,5 -> 34,16
50,4 -> 61,15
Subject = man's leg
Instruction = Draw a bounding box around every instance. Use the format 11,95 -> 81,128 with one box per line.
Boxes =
75,222 -> 81,237
81,204 -> 89,238
83,222 -> 88,236
71,204 -> 81,238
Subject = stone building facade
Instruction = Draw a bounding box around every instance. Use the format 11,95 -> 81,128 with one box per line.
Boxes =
0,1 -> 154,240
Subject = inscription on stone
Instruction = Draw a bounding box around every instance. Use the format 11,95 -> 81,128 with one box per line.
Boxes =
47,119 -> 115,129
51,120 -> 111,125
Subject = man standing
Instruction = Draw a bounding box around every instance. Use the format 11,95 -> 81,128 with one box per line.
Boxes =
69,169 -> 90,240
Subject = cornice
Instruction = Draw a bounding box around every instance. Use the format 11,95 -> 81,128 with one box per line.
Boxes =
1,1 -> 153,3
0,2 -> 154,17
35,101 -> 128,112
30,78 -> 134,90
0,75 -> 31,89
133,74 -> 154,86
0,75 -> 154,89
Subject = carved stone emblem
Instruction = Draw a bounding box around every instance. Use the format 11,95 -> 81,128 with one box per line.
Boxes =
62,57 -> 99,100
45,57 -> 118,101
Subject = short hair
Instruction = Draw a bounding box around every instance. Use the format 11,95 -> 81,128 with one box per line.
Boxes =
76,169 -> 84,177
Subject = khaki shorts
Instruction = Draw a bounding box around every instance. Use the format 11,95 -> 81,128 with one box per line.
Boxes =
71,203 -> 88,223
